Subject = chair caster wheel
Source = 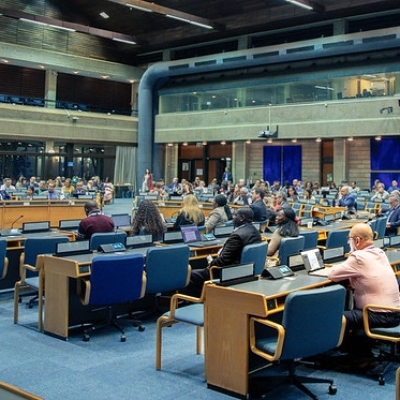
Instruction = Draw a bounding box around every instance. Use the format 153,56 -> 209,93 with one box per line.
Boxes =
83,334 -> 90,342
378,376 -> 385,386
121,335 -> 126,342
138,325 -> 145,332
329,384 -> 337,395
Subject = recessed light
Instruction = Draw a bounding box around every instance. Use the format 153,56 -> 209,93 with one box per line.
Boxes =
1,59 -> 9,63
100,12 -> 109,19
73,71 -> 79,74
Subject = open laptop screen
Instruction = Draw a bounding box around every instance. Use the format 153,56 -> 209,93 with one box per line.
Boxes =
180,225 -> 202,244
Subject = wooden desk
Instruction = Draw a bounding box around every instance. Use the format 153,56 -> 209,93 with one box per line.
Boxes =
312,205 -> 347,220
0,200 -> 87,229
152,200 -> 214,219
204,272 -> 330,398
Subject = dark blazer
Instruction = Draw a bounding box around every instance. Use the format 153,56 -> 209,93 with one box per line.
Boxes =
173,211 -> 205,231
384,206 -> 400,236
210,223 -> 261,267
250,200 -> 268,222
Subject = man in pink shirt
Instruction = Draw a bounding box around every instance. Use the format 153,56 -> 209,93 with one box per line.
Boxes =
328,223 -> 400,335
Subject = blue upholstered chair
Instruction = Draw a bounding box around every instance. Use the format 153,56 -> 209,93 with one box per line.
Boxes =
250,285 -> 346,399
89,231 -> 127,251
0,239 -> 9,281
145,244 -> 191,295
324,229 -> 351,254
375,217 -> 388,239
240,241 -> 268,275
156,282 -> 209,371
269,236 -> 305,266
300,230 -> 319,250
78,253 -> 146,342
362,303 -> 400,385
14,236 -> 70,331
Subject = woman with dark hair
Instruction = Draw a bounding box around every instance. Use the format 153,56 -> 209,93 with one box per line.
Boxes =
267,208 -> 299,257
205,194 -> 233,233
173,194 -> 205,230
131,200 -> 166,241
286,186 -> 299,203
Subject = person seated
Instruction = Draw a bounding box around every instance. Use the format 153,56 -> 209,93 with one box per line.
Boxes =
370,182 -> 389,202
337,185 -> 356,215
41,182 -> 61,200
233,187 -> 250,205
186,207 -> 261,297
205,194 -> 233,233
327,223 -> 400,355
72,180 -> 88,198
61,178 -> 74,198
275,191 -> 291,210
250,187 -> 268,222
76,200 -> 114,240
169,177 -> 182,194
292,178 -> 303,194
388,180 -> 399,194
267,208 -> 299,257
377,193 -> 400,237
0,178 -> 15,191
173,194 -> 205,230
149,181 -> 167,200
131,200 -> 167,242
286,186 -> 299,203
302,188 -> 315,203
207,178 -> 220,195
25,186 -> 36,200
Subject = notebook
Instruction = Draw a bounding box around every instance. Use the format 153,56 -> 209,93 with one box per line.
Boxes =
22,221 -> 50,233
126,234 -> 154,249
180,225 -> 219,248
300,248 -> 331,277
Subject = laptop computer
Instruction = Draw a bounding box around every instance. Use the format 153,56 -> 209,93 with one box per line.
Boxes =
126,234 -> 154,249
181,225 -> 219,248
55,240 -> 92,257
22,221 -> 51,233
217,262 -> 256,286
111,213 -> 131,228
300,248 -> 331,277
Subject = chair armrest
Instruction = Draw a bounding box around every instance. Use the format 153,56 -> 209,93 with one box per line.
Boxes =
249,316 -> 285,362
363,304 -> 400,340
1,257 -> 8,280
77,278 -> 91,305
209,265 -> 221,280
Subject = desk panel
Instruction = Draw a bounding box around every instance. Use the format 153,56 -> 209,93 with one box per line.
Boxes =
205,272 -> 330,397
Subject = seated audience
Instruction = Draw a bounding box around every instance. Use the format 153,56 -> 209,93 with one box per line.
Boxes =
76,200 -> 114,240
267,208 -> 299,257
286,186 -> 299,203
328,223 -> 400,355
72,180 -> 88,197
173,194 -> 205,230
41,182 -> 61,200
205,194 -> 233,233
377,193 -> 400,236
370,182 -> 389,202
337,185 -> 356,214
250,187 -> 268,222
275,191 -> 291,210
61,178 -> 74,197
26,186 -> 36,200
186,208 -> 261,297
131,200 -> 167,241
0,178 -> 15,191
388,180 -> 399,193
233,187 -> 250,205
302,188 -> 315,203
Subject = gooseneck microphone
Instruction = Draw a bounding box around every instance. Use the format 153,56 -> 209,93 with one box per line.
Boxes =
11,215 -> 24,231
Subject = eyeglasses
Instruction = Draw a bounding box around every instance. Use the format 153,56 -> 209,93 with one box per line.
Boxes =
347,236 -> 357,241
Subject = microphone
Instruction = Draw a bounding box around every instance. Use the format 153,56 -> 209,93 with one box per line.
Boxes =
11,215 -> 23,233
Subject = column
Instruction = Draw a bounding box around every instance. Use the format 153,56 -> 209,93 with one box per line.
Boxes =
333,138 -> 348,183
45,70 -> 58,109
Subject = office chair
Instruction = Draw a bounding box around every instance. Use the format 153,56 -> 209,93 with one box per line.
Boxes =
322,229 -> 351,254
240,241 -> 268,275
156,282 -> 209,371
89,231 -> 127,251
300,230 -> 319,250
374,217 -> 388,239
268,236 -> 305,267
362,303 -> 400,385
78,253 -> 146,342
250,285 -> 346,399
0,239 -> 9,280
299,203 -> 313,218
145,244 -> 191,313
14,236 -> 70,331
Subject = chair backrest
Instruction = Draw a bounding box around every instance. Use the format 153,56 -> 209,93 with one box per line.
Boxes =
145,244 -> 190,294
375,217 -> 387,239
23,236 -> 70,278
300,230 -> 318,250
280,285 -> 346,360
326,229 -> 350,253
278,236 -> 305,266
240,241 -> 268,275
0,239 -> 8,279
89,231 -> 127,251
88,254 -> 145,306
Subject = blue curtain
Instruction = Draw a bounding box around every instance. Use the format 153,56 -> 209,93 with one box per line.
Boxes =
263,145 -> 302,185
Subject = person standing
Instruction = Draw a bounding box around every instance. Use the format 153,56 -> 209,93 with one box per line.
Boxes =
141,168 -> 153,192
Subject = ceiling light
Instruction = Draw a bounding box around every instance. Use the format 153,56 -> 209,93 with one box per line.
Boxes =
220,140 -> 226,145
315,138 -> 322,143
246,140 -> 251,145
127,4 -> 153,12
101,75 -> 110,79
73,71 -> 79,74
291,138 -> 297,143
167,143 -> 174,147
112,37 -> 136,45
202,141 -> 207,146
182,142 -> 188,146
267,138 -> 273,144
100,12 -> 109,19
375,135 -> 382,141
1,59 -> 9,63
285,0 -> 313,10
347,136 -> 354,142
166,14 -> 213,29
315,86 -> 334,91
20,18 -> 47,26
48,24 -> 76,32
